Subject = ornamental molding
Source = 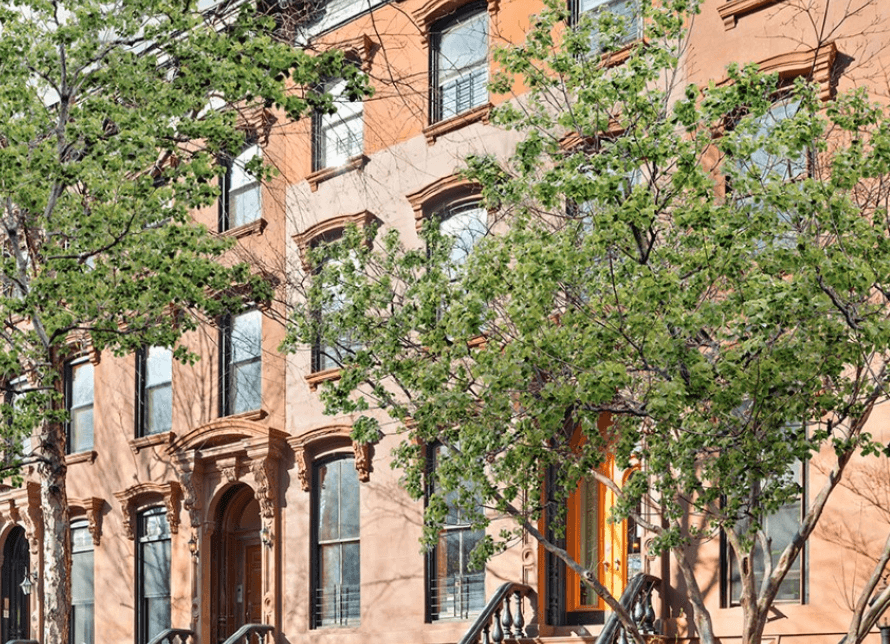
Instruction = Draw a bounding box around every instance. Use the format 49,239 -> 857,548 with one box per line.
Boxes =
287,424 -> 375,492
718,43 -> 837,102
412,0 -> 499,44
405,173 -> 482,228
114,481 -> 181,540
292,210 -> 378,270
69,496 -> 104,546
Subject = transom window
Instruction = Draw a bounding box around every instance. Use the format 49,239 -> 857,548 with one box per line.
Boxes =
136,346 -> 173,436
220,144 -> 262,231
313,455 -> 361,628
221,309 -> 263,416
313,77 -> 364,171
66,359 -> 94,454
430,2 -> 489,123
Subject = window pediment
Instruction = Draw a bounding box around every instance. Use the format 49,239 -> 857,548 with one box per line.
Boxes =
69,496 -> 105,546
293,210 -> 378,270
412,0 -> 499,43
114,481 -> 181,540
405,173 -> 482,230
288,425 -> 375,492
168,418 -> 284,453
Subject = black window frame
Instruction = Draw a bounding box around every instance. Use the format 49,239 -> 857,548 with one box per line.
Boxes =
721,459 -> 807,607
135,346 -> 173,438
309,230 -> 358,374
567,0 -> 642,50
218,140 -> 262,232
65,357 -> 94,455
219,309 -> 263,417
136,506 -> 172,644
311,454 -> 361,629
425,443 -> 486,622
70,519 -> 94,644
429,1 -> 489,124
311,74 -> 365,172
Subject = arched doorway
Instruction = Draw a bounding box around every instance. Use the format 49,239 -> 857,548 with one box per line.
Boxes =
1,526 -> 30,643
211,484 -> 262,643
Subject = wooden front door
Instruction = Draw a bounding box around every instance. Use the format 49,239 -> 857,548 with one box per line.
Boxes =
244,544 -> 262,624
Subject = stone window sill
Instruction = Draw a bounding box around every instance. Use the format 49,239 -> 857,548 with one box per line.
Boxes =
424,103 -> 492,145
222,408 -> 269,422
66,450 -> 97,466
305,367 -> 342,391
718,0 -> 781,29
307,155 -> 369,192
129,431 -> 175,454
221,217 -> 267,239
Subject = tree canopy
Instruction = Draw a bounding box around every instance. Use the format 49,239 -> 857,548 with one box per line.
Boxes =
0,1 -> 366,642
284,1 -> 890,643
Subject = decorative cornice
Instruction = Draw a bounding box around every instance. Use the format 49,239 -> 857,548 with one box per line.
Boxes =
412,0 -> 500,44
287,425 -> 376,492
717,0 -> 781,30
314,34 -> 378,73
66,450 -> 97,466
168,417 -> 283,454
304,366 -> 342,391
293,210 -> 378,271
405,173 -> 482,229
69,497 -> 104,546
221,217 -> 267,239
114,481 -> 182,540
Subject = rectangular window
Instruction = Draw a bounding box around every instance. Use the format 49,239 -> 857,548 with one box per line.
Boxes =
220,144 -> 262,231
430,2 -> 488,123
437,203 -> 488,270
427,444 -> 485,621
66,359 -> 94,454
311,234 -> 358,374
571,0 -> 641,51
137,507 -> 171,644
313,456 -> 360,628
136,347 -> 173,436
71,521 -> 94,644
221,310 -> 263,416
313,78 -> 364,171
726,460 -> 805,604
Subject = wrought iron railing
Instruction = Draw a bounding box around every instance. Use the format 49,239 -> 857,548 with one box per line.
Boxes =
430,573 -> 486,621
457,582 -> 532,644
220,624 -> 274,644
595,573 -> 660,644
314,584 -> 360,627
146,628 -> 194,644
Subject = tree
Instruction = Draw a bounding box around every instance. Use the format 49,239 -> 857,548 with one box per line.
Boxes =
282,1 -> 890,644
0,1 -> 365,642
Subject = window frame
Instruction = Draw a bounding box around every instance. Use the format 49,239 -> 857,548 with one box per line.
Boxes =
425,443 -> 486,622
312,76 -> 365,172
311,454 -> 361,629
66,357 -> 94,455
219,309 -> 263,417
135,347 -> 173,438
429,1 -> 489,124
310,230 -> 359,375
70,519 -> 95,644
723,459 -> 807,607
219,142 -> 262,233
136,506 -> 172,644
568,0 -> 642,53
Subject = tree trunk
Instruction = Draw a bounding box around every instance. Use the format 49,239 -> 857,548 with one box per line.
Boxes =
37,373 -> 70,644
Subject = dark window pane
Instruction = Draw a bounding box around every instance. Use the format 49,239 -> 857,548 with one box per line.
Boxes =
147,385 -> 172,435
232,360 -> 262,414
318,462 -> 340,542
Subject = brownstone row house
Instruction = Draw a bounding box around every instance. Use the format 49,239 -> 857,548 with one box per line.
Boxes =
1,1 -> 889,644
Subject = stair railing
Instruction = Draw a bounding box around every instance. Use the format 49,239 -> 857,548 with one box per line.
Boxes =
595,573 -> 660,644
220,624 -> 274,644
146,629 -> 194,644
457,582 -> 533,644
4,639 -> 39,644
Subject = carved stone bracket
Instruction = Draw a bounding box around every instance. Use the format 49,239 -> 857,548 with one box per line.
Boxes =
4,482 -> 43,556
288,425 -> 377,492
69,497 -> 104,546
114,481 -> 182,540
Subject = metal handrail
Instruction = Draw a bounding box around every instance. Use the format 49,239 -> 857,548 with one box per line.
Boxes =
457,582 -> 532,644
5,639 -> 39,644
146,628 -> 194,644
220,624 -> 274,644
595,573 -> 660,644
